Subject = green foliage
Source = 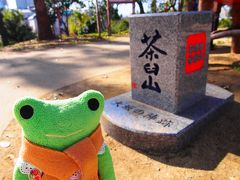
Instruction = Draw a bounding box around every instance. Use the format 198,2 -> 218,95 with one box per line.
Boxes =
68,0 -> 121,36
219,18 -> 232,28
234,67 -> 240,73
45,0 -> 85,23
2,10 -> 35,44
96,0 -> 121,21
151,0 -> 157,13
45,0 -> 121,36
68,11 -> 96,35
0,37 -> 3,47
111,19 -> 129,34
44,0 -> 85,35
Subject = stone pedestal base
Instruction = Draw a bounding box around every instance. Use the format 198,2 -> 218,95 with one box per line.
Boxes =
102,84 -> 233,154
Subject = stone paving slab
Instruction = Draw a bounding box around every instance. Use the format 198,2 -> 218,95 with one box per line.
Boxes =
102,83 -> 234,153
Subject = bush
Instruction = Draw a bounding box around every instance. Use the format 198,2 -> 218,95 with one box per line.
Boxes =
68,11 -> 96,36
219,18 -> 232,28
111,19 -> 129,34
0,36 -> 3,47
2,10 -> 35,44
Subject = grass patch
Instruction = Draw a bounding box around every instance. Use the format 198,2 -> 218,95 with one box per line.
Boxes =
0,32 -> 129,52
234,66 -> 240,73
0,36 -> 3,48
215,40 -> 225,45
79,31 -> 129,40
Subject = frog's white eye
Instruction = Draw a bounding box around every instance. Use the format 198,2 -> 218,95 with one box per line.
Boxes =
20,105 -> 34,119
88,98 -> 99,111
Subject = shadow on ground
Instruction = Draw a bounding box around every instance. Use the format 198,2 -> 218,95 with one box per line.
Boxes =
141,69 -> 240,170
0,42 -> 130,89
1,67 -> 240,178
46,67 -> 240,171
145,101 -> 240,170
46,68 -> 240,171
42,68 -> 131,100
210,45 -> 231,54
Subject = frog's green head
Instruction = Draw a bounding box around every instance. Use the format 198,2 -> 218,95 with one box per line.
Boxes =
13,90 -> 104,151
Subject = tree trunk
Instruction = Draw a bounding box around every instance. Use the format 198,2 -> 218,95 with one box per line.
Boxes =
107,0 -> 111,36
199,0 -> 214,48
187,0 -> 198,11
136,0 -> 145,14
198,0 -> 213,11
0,9 -> 9,46
212,2 -> 222,33
95,0 -> 101,38
231,3 -> 240,53
61,20 -> 70,36
178,0 -> 184,11
33,0 -> 54,40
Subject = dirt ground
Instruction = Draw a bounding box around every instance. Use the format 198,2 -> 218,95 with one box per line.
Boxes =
1,44 -> 240,179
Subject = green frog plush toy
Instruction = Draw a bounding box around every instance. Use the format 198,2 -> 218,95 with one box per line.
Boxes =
13,90 -> 115,180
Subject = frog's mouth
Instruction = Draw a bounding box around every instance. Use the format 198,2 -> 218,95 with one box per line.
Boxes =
45,129 -> 83,138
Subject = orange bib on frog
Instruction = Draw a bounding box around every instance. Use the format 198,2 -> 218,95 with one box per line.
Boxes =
20,126 -> 103,180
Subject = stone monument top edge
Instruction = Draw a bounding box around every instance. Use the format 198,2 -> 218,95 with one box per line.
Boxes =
129,11 -> 212,19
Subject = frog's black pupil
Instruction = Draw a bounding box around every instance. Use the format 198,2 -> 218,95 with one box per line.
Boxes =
88,98 -> 99,111
20,105 -> 34,119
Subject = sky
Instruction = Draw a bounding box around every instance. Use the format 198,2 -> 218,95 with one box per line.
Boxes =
117,2 -> 149,17
117,2 -> 229,19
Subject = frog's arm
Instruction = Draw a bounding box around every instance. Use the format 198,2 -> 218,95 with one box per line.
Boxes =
13,160 -> 42,180
98,144 -> 116,180
13,166 -> 28,180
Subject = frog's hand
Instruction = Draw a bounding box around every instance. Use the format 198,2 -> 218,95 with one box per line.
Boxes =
13,159 -> 42,180
13,166 -> 28,180
98,144 -> 116,180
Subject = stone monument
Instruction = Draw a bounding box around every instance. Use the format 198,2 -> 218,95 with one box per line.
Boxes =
102,11 -> 234,153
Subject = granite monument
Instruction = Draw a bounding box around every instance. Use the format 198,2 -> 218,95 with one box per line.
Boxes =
102,11 -> 234,153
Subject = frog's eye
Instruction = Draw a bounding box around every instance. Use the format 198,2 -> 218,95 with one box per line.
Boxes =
20,105 -> 34,119
88,98 -> 99,111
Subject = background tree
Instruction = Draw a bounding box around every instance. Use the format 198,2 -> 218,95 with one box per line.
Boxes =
136,0 -> 145,14
186,0 -> 198,11
198,0 -> 213,11
2,10 -> 35,43
199,0 -> 240,53
159,0 -> 177,12
212,1 -> 222,37
0,9 -> 9,46
34,0 -> 54,40
178,0 -> 184,11
151,0 -> 157,13
44,0 -> 85,36
88,0 -> 120,30
95,0 -> 101,37
231,3 -> 240,53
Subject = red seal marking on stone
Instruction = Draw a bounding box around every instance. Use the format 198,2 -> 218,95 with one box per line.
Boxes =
185,32 -> 206,74
132,82 -> 137,89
